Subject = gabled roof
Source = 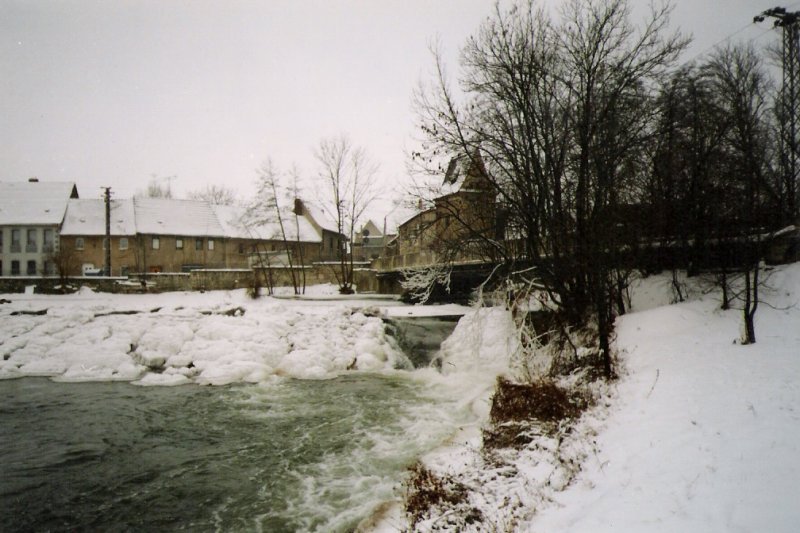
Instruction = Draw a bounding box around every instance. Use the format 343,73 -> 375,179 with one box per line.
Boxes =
61,199 -> 136,236
354,219 -> 383,244
295,199 -> 339,234
0,181 -> 78,225
133,198 -> 226,237
441,149 -> 491,197
212,204 -> 321,243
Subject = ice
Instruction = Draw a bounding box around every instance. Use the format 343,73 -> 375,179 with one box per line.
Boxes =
0,288 -> 414,384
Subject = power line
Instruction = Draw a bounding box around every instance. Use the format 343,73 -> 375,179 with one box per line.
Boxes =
755,6 -> 800,222
680,21 -> 775,67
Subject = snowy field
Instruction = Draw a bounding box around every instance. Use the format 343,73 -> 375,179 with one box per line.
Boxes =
529,264 -> 800,532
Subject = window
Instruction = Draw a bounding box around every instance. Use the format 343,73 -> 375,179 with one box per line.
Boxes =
43,229 -> 54,252
44,261 -> 55,276
119,237 -> 128,251
195,238 -> 202,251
26,229 -> 37,253
152,237 -> 160,250
208,239 -> 215,251
11,260 -> 20,276
176,238 -> 184,250
27,260 -> 37,275
75,237 -> 85,250
238,243 -> 245,254
102,237 -> 108,250
11,229 -> 21,253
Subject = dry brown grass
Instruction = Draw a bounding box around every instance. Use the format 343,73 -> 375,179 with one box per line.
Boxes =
483,377 -> 591,450
403,462 -> 480,529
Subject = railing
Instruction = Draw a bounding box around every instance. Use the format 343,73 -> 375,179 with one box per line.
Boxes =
26,243 -> 37,253
10,244 -> 21,253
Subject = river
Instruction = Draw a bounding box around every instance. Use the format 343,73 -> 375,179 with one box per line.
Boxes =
0,365 -> 472,532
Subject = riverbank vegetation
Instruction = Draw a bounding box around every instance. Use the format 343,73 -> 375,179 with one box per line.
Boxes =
398,0 -> 800,528
409,0 -> 797,380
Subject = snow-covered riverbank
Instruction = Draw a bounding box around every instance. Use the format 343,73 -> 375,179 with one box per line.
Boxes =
372,264 -> 800,532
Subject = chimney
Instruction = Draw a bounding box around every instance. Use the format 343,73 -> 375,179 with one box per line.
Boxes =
293,198 -> 304,215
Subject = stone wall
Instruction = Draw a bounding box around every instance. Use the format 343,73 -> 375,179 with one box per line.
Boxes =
0,265 -> 383,295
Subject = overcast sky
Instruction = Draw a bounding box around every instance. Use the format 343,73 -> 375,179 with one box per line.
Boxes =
0,0 -> 790,225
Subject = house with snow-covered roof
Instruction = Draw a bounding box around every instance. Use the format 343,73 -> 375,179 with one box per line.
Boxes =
55,196 -> 347,276
353,219 -> 385,262
212,203 -> 340,268
0,179 -> 79,277
377,150 -> 498,270
292,198 -> 345,262
60,198 -> 138,275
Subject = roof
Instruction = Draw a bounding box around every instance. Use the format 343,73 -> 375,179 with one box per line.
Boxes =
133,198 -> 227,237
5,185 -> 326,242
212,204 -> 321,242
354,219 -> 383,244
61,199 -> 137,236
0,181 -> 78,225
299,200 -> 339,233
440,150 -> 491,197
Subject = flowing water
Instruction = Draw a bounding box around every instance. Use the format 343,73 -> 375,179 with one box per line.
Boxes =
0,320 -> 466,532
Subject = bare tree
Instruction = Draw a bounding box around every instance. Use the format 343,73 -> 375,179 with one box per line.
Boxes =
287,165 -> 307,293
706,44 -> 776,344
136,174 -> 176,199
315,135 -> 379,294
243,159 -> 301,295
187,184 -> 238,206
49,246 -> 79,288
412,0 -> 687,377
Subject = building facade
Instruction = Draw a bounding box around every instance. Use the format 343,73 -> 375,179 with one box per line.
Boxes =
0,180 -> 78,277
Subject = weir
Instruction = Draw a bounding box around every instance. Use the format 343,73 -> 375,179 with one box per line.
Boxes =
383,315 -> 462,368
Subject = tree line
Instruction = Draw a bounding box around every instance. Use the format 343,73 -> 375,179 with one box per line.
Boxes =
411,0 -> 796,375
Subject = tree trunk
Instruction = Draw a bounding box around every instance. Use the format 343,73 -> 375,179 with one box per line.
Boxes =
742,263 -> 758,344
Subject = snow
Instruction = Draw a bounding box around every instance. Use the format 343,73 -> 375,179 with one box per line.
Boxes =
370,263 -> 800,532
132,197 -> 227,237
0,288 -> 417,384
530,264 -> 800,533
61,198 -> 137,236
0,180 -> 76,225
213,203 -> 322,243
4,264 -> 800,532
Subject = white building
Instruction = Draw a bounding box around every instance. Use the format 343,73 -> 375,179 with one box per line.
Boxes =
0,180 -> 78,277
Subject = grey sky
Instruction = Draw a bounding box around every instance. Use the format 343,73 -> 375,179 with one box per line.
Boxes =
0,0 -> 789,224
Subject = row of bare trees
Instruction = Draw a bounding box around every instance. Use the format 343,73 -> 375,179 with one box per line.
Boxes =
243,136 -> 379,295
412,0 -> 793,375
130,137 -> 379,296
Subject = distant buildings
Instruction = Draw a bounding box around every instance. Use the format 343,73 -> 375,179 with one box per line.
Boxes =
0,180 -> 78,277
0,179 -> 344,279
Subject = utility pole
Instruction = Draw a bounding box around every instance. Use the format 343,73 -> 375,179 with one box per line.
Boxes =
756,7 -> 800,223
103,187 -> 112,277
